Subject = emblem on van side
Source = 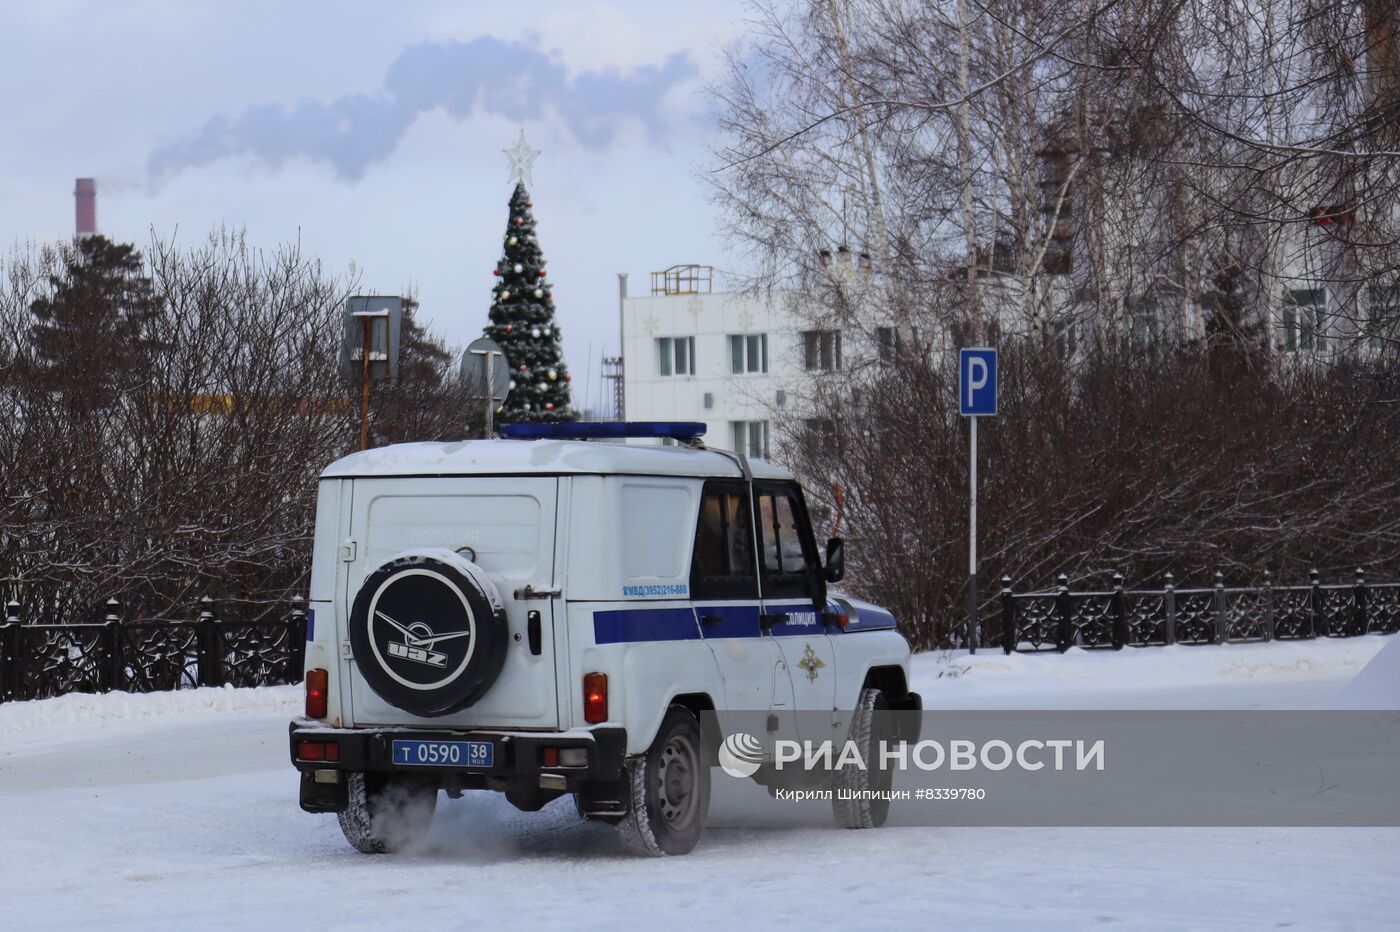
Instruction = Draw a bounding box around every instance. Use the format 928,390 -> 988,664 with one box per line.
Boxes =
376,610 -> 469,669
797,643 -> 825,682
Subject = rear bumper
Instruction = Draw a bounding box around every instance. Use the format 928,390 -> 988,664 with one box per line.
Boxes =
289,720 -> 627,812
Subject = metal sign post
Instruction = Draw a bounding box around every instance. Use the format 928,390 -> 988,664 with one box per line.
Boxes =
959,347 -> 998,654
481,351 -> 495,437
463,337 -> 510,438
360,315 -> 372,451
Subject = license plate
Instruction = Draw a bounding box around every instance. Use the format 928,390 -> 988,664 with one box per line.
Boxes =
391,739 -> 494,768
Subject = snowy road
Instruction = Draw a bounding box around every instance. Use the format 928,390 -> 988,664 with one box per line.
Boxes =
3,637 -> 1397,930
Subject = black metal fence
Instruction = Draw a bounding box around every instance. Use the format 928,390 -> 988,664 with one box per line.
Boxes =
999,569 -> 1400,653
0,596 -> 307,703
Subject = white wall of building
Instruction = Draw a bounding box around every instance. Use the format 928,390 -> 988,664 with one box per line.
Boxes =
623,289 -> 781,455
621,285 -> 869,457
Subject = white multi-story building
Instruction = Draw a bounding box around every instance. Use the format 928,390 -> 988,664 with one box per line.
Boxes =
617,243 -> 1394,461
620,265 -> 877,459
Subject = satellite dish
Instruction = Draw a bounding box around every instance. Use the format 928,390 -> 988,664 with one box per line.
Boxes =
463,337 -> 511,402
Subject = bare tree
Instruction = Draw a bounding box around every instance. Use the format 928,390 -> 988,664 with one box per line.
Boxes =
709,0 -> 1400,647
0,231 -> 484,625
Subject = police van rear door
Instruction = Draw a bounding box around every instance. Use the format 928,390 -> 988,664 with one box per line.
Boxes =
339,476 -> 561,729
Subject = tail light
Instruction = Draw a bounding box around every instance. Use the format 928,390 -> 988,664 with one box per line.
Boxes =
297,740 -> 340,762
583,672 -> 608,724
306,668 -> 328,719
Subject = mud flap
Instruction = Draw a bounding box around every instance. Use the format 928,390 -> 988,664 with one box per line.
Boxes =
300,770 -> 349,813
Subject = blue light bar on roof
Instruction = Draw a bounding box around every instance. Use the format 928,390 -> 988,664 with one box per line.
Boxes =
498,421 -> 707,443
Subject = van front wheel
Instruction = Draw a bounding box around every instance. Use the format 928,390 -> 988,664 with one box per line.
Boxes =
617,706 -> 710,856
833,687 -> 893,829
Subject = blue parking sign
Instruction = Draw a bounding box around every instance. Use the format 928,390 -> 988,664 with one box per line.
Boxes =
959,348 -> 998,416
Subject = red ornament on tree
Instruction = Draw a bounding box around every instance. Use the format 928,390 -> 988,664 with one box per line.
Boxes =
537,269 -> 546,277
545,403 -> 555,411
515,218 -> 524,226
503,325 -> 512,334
518,365 -> 528,373
564,374 -> 572,382
492,268 -> 500,276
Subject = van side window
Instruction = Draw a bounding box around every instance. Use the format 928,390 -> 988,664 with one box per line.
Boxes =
690,484 -> 758,600
755,484 -> 820,599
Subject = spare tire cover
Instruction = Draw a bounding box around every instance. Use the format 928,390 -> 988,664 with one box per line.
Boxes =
348,552 -> 509,717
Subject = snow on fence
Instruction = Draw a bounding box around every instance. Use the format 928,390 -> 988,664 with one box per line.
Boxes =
0,596 -> 307,703
999,569 -> 1400,653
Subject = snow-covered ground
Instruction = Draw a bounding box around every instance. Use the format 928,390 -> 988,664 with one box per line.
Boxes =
915,635 -> 1391,709
2,637 -> 1397,930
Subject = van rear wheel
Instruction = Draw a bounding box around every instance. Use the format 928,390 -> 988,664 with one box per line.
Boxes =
617,706 -> 710,856
337,772 -> 438,854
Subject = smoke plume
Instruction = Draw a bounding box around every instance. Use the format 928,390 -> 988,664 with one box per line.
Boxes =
146,37 -> 697,185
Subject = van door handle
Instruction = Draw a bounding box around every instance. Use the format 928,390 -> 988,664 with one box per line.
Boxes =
513,585 -> 561,600
759,612 -> 789,630
527,610 -> 542,655
699,614 -> 722,627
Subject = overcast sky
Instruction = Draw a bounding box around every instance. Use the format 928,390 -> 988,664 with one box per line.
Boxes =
0,1 -> 751,413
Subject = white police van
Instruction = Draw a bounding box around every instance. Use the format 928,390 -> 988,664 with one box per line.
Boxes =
289,422 -> 919,856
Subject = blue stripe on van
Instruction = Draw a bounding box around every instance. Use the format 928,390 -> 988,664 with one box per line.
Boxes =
692,604 -> 764,639
764,602 -> 834,637
590,601 -> 897,644
593,607 -> 701,645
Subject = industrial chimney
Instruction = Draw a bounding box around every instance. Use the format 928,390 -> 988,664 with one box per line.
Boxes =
74,178 -> 96,237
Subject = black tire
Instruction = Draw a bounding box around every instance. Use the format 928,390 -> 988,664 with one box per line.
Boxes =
833,687 -> 893,829
337,772 -> 438,854
348,553 -> 508,717
617,706 -> 710,856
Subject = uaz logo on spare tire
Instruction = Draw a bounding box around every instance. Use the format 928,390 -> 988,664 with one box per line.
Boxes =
348,553 -> 509,717
380,615 -> 463,669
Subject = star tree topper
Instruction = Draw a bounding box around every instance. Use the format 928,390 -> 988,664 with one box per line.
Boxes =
503,129 -> 541,187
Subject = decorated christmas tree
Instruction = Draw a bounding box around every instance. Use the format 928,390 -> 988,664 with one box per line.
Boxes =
482,134 -> 574,422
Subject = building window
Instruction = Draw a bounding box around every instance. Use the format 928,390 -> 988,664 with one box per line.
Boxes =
802,330 -> 842,371
801,418 -> 836,454
1368,285 -> 1399,350
877,326 -> 921,363
731,420 -> 770,458
876,326 -> 897,364
656,336 -> 695,376
1282,289 -> 1326,354
728,333 -> 769,374
1126,296 -> 1160,346
1053,318 -> 1078,360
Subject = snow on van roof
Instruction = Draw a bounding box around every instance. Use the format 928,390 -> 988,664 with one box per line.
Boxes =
320,438 -> 795,481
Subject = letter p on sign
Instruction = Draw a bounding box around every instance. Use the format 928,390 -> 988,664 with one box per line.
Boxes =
959,348 -> 998,416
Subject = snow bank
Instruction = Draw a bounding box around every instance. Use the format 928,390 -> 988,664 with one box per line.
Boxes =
0,684 -> 300,738
1,634 -> 1391,739
912,635 -> 1395,709
1329,635 -> 1400,709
